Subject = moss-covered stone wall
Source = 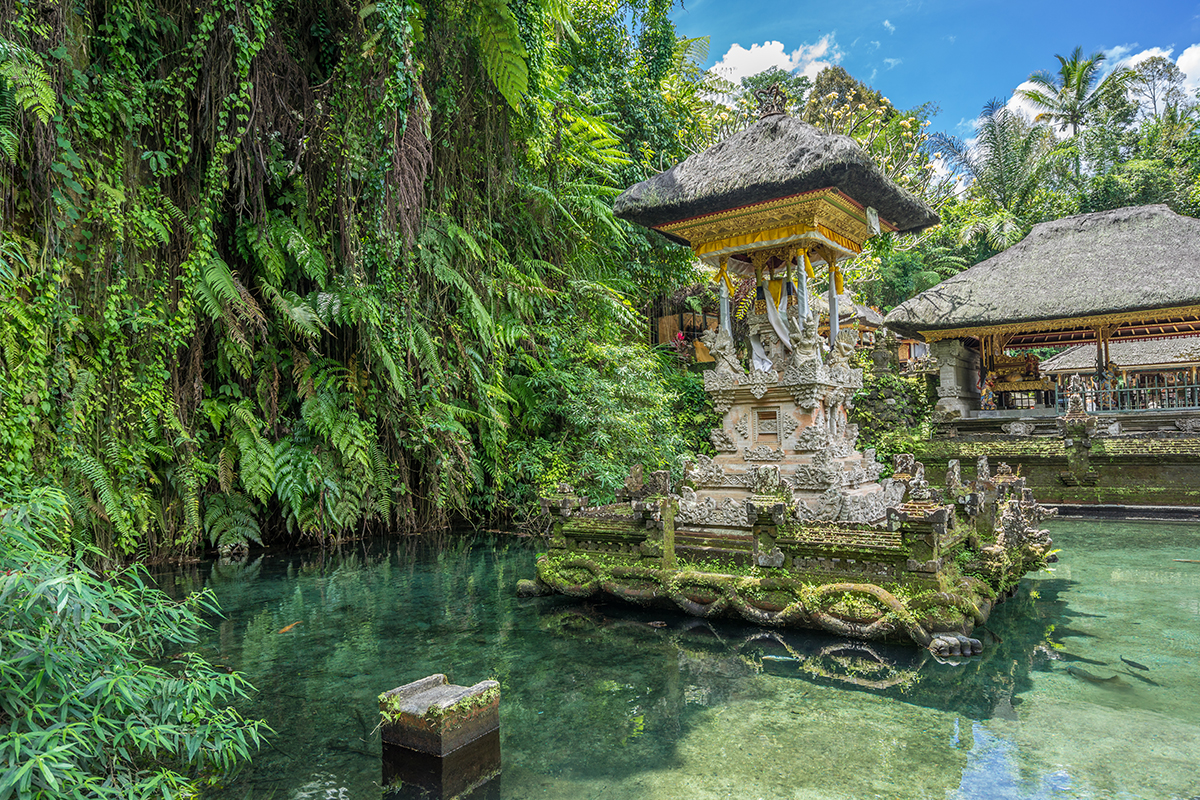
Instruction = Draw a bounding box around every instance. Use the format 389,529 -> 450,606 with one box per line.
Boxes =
914,437 -> 1200,506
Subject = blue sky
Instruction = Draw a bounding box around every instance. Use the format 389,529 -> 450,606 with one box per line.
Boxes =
670,0 -> 1200,135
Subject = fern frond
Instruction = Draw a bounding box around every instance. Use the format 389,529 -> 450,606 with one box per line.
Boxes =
203,492 -> 263,548
476,0 -> 529,112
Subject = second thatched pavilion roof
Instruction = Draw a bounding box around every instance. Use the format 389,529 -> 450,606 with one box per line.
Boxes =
884,205 -> 1200,347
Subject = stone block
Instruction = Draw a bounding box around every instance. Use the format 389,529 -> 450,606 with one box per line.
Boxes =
379,674 -> 500,757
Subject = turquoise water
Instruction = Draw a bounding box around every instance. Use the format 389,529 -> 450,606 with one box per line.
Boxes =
180,521 -> 1200,799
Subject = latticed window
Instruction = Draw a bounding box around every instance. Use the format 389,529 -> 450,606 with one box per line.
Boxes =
755,408 -> 779,444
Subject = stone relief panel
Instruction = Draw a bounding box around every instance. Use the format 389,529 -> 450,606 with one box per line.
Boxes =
709,429 -> 737,452
793,425 -> 829,452
676,488 -> 749,527
733,417 -> 750,439
743,445 -> 785,462
1001,421 -> 1036,436
744,369 -> 778,399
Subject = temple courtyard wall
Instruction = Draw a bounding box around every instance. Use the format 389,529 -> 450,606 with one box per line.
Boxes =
916,410 -> 1200,511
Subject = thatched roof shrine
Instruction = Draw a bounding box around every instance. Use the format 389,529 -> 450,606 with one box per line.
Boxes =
614,114 -> 939,265
1040,335 -> 1200,375
885,205 -> 1200,348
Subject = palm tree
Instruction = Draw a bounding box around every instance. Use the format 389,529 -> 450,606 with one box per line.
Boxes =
932,99 -> 1055,250
1017,47 -> 1132,139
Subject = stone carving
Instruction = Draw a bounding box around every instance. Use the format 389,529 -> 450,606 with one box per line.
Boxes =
1001,421 -> 1036,436
751,464 -> 783,495
700,328 -> 743,377
788,383 -> 823,410
757,413 -> 779,437
781,358 -> 823,388
743,445 -> 785,462
1175,419 -> 1200,434
788,313 -> 824,369
734,417 -> 750,439
794,425 -> 829,452
744,369 -> 777,399
676,488 -> 749,527
779,413 -> 798,440
644,470 -> 671,496
976,455 -> 990,483
945,460 -> 963,493
621,464 -> 644,498
763,331 -> 788,372
711,391 -> 734,414
709,429 -> 737,452
703,369 -> 735,393
829,328 -> 857,366
686,455 -> 724,486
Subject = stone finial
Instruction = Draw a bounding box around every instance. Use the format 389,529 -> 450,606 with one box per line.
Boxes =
976,455 -> 990,482
945,459 -> 962,492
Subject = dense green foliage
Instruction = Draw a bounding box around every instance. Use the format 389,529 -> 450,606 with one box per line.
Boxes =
0,479 -> 266,797
0,0 -> 720,559
2,0 -> 1199,564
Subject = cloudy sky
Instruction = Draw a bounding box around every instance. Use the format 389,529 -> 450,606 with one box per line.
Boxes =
670,0 -> 1200,134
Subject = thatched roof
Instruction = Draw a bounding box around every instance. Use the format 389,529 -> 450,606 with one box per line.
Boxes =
1041,336 -> 1200,374
613,115 -> 939,236
885,205 -> 1200,338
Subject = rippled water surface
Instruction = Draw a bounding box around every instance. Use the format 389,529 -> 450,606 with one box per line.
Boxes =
178,520 -> 1200,799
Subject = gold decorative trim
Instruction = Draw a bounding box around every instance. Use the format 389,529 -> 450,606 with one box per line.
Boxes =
658,188 -> 887,257
921,304 -> 1200,344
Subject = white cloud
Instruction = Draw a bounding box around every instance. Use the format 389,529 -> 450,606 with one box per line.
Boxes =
882,19 -> 895,34
884,58 -> 902,69
1006,80 -> 1042,123
946,35 -> 957,44
710,35 -> 844,85
869,68 -> 878,82
869,40 -> 881,51
1177,43 -> 1200,92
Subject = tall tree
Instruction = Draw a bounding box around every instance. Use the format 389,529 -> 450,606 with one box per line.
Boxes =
1129,55 -> 1187,119
932,99 -> 1055,249
1017,46 -> 1132,138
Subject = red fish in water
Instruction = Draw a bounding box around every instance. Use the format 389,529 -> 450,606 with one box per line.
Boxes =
278,621 -> 303,634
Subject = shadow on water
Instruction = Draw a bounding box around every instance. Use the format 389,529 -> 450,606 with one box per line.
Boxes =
176,521 -> 1200,800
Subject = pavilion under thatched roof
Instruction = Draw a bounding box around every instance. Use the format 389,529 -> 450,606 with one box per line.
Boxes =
884,205 -> 1200,347
614,114 -> 939,257
1040,335 -> 1200,375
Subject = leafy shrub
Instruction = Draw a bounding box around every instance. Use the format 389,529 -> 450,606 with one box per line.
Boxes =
849,365 -> 932,475
0,480 -> 267,799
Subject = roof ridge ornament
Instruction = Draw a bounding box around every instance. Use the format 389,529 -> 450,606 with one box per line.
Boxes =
755,83 -> 788,118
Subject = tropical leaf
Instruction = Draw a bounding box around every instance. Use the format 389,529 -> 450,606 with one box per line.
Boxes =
476,0 -> 529,112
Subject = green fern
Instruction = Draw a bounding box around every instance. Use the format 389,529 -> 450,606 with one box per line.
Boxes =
476,0 -> 529,112
203,492 -> 263,548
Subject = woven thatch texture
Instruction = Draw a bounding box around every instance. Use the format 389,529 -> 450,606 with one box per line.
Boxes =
1041,336 -> 1200,373
613,115 -> 939,235
885,205 -> 1200,337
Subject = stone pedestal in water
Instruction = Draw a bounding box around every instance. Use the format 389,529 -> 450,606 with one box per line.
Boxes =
379,674 -> 501,798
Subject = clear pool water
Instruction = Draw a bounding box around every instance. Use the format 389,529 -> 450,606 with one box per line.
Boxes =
180,520 -> 1200,799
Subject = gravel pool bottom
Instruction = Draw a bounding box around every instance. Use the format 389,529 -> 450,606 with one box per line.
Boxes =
186,520 -> 1200,800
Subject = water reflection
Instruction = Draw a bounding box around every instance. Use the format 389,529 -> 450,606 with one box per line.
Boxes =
186,522 -> 1200,800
